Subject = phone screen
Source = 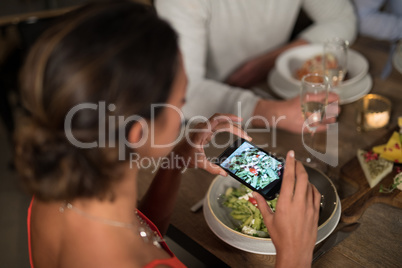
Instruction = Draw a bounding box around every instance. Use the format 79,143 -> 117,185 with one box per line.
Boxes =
218,139 -> 284,199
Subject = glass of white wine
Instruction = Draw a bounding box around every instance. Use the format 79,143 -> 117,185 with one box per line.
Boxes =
323,38 -> 348,89
300,73 -> 330,166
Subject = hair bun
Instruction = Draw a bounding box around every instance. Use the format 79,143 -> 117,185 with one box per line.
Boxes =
15,117 -> 75,200
15,117 -> 121,201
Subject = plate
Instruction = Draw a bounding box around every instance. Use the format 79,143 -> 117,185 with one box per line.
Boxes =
393,42 -> 402,74
268,69 -> 372,105
275,45 -> 369,88
203,167 -> 341,255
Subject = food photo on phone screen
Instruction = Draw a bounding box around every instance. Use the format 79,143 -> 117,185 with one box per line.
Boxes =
217,138 -> 284,200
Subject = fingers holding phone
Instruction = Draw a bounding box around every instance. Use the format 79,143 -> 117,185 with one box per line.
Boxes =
174,113 -> 251,175
254,151 -> 320,266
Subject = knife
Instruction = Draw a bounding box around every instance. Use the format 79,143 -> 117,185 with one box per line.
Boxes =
312,222 -> 360,263
190,197 -> 205,212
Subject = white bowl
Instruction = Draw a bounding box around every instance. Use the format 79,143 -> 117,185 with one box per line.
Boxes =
275,44 -> 368,88
203,166 -> 340,255
268,69 -> 373,105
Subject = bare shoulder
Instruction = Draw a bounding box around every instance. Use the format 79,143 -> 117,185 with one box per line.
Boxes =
59,221 -> 172,268
31,201 -> 171,268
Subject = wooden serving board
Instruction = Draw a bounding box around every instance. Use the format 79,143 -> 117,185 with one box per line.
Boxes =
340,130 -> 402,223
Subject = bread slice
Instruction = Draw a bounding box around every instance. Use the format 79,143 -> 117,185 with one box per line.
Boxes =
357,149 -> 393,188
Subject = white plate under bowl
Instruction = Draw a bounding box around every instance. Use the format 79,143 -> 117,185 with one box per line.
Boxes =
268,69 -> 372,105
275,44 -> 369,88
203,167 -> 340,255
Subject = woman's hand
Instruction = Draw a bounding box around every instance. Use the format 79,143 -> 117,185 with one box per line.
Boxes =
174,113 -> 251,176
253,151 -> 321,268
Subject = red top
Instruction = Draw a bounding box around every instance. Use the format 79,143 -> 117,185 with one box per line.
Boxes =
27,198 -> 186,268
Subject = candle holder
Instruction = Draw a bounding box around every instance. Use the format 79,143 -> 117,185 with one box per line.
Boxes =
356,94 -> 391,132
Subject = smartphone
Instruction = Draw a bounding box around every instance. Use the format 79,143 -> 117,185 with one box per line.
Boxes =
217,138 -> 284,200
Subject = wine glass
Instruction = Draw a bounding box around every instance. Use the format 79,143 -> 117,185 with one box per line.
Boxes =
300,73 -> 330,167
323,38 -> 348,89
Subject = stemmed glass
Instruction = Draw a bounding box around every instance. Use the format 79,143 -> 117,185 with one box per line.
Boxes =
323,38 -> 348,90
300,73 -> 330,167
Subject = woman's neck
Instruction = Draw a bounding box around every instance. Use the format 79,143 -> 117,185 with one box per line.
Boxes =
67,164 -> 139,225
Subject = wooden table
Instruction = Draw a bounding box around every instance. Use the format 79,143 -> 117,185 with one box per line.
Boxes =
138,36 -> 402,268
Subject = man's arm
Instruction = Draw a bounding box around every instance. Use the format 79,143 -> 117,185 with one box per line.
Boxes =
225,0 -> 357,88
353,0 -> 402,41
156,0 -> 260,122
225,39 -> 309,88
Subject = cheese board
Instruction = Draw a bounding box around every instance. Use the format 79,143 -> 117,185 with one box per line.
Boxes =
340,128 -> 402,223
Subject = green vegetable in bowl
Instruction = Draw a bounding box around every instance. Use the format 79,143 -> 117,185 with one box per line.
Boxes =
222,185 -> 278,238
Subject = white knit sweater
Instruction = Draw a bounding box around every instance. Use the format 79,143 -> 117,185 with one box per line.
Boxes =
156,0 -> 357,121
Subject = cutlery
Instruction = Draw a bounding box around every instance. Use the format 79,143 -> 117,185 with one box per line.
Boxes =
312,222 -> 360,263
190,197 -> 205,212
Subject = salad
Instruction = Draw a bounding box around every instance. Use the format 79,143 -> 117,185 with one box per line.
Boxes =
222,185 -> 278,238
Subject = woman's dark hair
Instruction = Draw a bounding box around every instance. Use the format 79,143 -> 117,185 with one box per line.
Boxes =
15,0 -> 179,201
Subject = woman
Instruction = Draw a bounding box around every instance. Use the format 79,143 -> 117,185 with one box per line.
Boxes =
15,1 -> 321,267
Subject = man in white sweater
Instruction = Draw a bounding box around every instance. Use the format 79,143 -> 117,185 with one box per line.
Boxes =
156,0 -> 357,133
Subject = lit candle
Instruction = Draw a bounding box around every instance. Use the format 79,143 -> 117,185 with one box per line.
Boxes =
357,94 -> 391,131
365,111 -> 390,128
